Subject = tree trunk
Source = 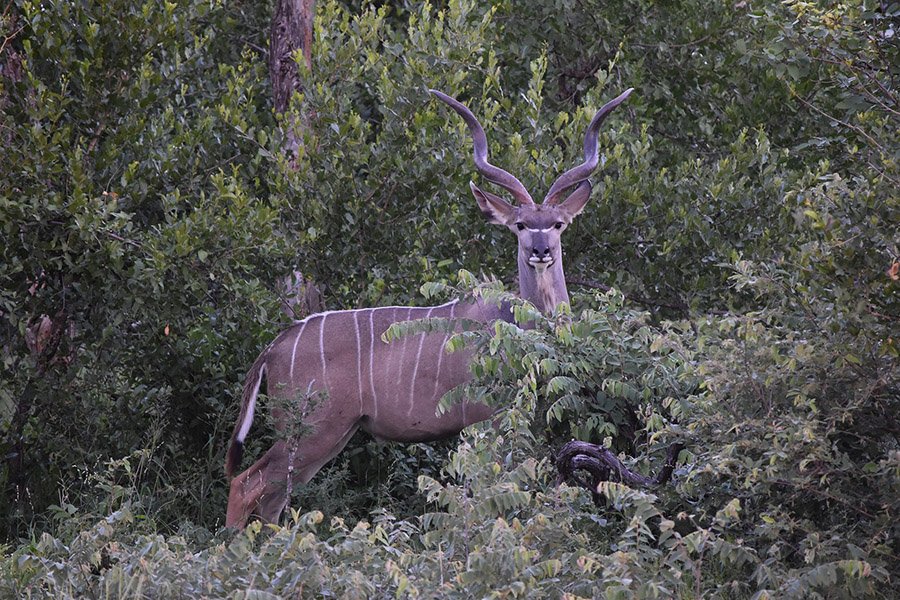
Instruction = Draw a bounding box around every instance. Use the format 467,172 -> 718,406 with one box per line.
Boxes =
269,0 -> 321,318
269,0 -> 315,161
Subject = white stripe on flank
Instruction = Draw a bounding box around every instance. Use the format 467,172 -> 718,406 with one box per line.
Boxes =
319,313 -> 328,387
282,302 -> 459,417
368,308 -> 377,419
289,320 -> 309,387
354,311 -> 363,413
237,364 -> 266,442
432,301 -> 456,401
396,308 -> 413,386
408,306 -> 435,414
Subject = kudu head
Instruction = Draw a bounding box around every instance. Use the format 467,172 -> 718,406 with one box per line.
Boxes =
430,88 -> 633,313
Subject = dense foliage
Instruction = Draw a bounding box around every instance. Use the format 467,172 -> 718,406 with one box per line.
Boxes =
1,0 -> 897,597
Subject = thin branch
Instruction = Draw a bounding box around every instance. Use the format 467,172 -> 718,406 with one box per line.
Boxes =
105,231 -> 142,248
244,40 -> 267,55
792,90 -> 887,155
775,478 -> 878,520
808,51 -> 900,118
867,306 -> 900,321
568,277 -> 689,313
204,152 -> 242,174
632,34 -> 713,50
0,24 -> 23,56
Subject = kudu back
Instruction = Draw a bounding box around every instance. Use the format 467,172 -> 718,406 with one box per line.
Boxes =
225,88 -> 633,528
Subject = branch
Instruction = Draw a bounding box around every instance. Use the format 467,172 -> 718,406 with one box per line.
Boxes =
632,34 -> 713,50
555,440 -> 684,503
105,231 -> 143,248
791,90 -> 887,155
0,24 -> 22,56
568,278 -> 689,313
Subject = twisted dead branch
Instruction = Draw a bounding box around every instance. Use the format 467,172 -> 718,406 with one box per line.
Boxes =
555,440 -> 684,504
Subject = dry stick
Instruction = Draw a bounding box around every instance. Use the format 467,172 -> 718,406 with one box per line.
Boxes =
792,91 -> 887,155
0,25 -> 23,55
105,231 -> 143,248
810,52 -> 900,118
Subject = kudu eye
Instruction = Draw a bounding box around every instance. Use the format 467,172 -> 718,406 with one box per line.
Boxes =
554,222 -> 564,230
516,223 -> 525,231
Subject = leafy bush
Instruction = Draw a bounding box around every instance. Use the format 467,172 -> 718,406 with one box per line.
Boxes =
1,0 -> 897,596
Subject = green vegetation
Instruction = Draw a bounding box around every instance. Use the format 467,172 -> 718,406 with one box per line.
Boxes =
1,0 -> 897,597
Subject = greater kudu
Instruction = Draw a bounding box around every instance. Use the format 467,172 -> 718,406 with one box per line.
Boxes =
225,88 -> 634,528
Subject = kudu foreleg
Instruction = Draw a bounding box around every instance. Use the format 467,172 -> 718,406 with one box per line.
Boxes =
226,440 -> 296,528
225,419 -> 361,528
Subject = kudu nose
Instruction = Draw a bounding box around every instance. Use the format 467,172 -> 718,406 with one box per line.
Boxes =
532,246 -> 551,259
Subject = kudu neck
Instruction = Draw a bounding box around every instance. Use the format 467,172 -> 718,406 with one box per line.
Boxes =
518,255 -> 569,315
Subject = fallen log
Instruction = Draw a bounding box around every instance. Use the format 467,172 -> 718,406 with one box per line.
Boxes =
555,440 -> 684,504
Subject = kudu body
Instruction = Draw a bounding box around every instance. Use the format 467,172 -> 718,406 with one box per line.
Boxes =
225,88 -> 633,528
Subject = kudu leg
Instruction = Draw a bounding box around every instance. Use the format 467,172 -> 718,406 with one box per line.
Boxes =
226,439 -> 293,528
225,420 -> 361,528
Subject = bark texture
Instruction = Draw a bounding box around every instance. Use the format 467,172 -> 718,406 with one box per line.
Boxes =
556,440 -> 684,504
268,0 -> 322,315
269,0 -> 315,159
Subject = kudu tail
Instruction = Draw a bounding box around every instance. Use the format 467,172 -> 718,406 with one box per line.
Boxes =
225,353 -> 267,478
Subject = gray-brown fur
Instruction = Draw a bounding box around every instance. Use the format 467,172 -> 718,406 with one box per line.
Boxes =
225,88 -> 633,528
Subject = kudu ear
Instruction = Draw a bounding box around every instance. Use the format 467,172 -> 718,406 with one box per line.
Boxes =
556,180 -> 593,220
470,181 -> 516,225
